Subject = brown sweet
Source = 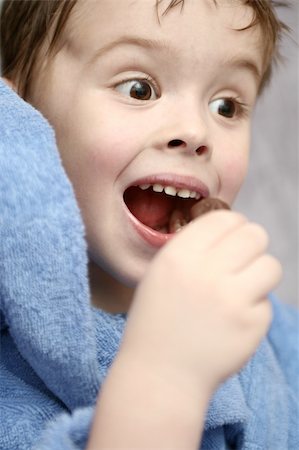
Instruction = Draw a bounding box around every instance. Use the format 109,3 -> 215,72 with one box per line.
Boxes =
190,197 -> 230,219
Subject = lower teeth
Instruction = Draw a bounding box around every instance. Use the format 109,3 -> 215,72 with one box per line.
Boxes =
168,209 -> 188,234
153,225 -> 168,233
152,210 -> 188,234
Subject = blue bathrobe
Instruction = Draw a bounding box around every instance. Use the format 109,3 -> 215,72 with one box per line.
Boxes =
0,79 -> 298,450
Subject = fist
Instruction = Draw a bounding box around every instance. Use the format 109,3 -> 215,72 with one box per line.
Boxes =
124,205 -> 282,394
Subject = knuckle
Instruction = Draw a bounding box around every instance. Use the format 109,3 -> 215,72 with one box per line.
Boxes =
266,254 -> 283,282
246,222 -> 269,247
251,299 -> 273,334
260,298 -> 273,328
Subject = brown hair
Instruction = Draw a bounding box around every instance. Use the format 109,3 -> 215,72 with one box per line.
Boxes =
0,0 -> 77,97
0,0 -> 289,98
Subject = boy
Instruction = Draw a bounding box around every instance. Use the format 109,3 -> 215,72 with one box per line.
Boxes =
0,1 -> 298,449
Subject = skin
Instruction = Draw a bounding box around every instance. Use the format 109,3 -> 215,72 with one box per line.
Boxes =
19,1 -> 282,447
28,0 -> 263,312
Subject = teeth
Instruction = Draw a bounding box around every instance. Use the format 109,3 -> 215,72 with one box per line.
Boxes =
138,184 -> 201,200
169,209 -> 188,233
164,186 -> 177,196
139,184 -> 151,190
177,189 -> 191,199
153,225 -> 168,234
152,184 -> 164,193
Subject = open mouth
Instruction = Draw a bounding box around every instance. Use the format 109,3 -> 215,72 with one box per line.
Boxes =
124,183 -> 203,235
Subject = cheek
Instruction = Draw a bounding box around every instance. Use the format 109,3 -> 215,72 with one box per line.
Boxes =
218,146 -> 249,200
227,152 -> 249,180
84,112 -> 142,175
88,134 -> 133,174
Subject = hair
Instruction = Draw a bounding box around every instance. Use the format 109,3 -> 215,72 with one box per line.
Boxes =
0,0 -> 289,98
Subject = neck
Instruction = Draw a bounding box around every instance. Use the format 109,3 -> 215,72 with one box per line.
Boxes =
88,260 -> 134,314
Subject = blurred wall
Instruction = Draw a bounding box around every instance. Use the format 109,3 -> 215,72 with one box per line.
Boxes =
235,2 -> 298,306
0,0 -> 298,305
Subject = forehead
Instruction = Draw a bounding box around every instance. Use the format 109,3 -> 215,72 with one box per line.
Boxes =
63,0 -> 263,72
68,0 -> 259,40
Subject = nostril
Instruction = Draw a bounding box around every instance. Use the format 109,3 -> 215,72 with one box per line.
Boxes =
168,141 -> 209,155
168,139 -> 185,148
196,145 -> 208,155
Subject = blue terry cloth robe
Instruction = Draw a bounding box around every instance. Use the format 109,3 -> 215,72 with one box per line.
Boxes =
0,79 -> 298,450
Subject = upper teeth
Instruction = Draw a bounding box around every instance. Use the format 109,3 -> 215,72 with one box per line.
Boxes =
138,183 -> 201,200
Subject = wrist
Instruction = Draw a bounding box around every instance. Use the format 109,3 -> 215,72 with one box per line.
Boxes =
118,319 -> 220,398
88,350 -> 211,449
115,344 -> 214,411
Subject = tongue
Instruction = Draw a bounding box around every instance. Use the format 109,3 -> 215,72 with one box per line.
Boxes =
125,187 -> 175,228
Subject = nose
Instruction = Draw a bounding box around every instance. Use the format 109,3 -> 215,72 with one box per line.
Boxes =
154,100 -> 212,157
167,138 -> 208,156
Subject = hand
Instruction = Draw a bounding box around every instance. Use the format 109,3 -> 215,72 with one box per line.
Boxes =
122,210 -> 282,394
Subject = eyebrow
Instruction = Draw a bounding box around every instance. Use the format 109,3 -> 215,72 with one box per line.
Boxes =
89,35 -> 262,83
88,36 -> 171,65
221,56 -> 262,85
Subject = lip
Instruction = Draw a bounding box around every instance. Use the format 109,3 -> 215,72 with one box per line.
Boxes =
125,207 -> 174,248
123,173 -> 210,248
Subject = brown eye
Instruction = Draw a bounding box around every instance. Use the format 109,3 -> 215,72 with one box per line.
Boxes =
130,81 -> 152,100
115,79 -> 157,101
209,98 -> 237,118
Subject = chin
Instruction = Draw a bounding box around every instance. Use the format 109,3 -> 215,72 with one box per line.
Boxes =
89,250 -> 148,288
114,261 -> 149,288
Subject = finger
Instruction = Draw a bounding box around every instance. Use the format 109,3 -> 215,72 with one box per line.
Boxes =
235,254 -> 283,301
207,222 -> 269,272
249,297 -> 273,342
173,210 -> 247,254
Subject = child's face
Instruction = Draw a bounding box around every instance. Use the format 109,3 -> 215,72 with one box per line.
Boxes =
29,0 -> 263,286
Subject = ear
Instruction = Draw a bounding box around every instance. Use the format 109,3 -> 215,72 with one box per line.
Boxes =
1,77 -> 17,91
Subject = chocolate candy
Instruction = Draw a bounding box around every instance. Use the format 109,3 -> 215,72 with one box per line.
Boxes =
190,197 -> 230,219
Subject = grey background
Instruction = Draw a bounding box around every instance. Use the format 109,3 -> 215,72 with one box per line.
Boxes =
235,2 -> 298,306
0,1 -> 298,306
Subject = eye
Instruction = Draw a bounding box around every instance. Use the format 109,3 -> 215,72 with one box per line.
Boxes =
209,98 -> 241,118
115,79 -> 158,101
